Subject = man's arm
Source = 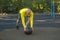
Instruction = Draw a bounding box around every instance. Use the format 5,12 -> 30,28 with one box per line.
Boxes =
29,12 -> 34,31
30,13 -> 33,28
21,14 -> 26,29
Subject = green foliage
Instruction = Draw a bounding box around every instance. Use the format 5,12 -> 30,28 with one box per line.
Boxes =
0,0 -> 60,14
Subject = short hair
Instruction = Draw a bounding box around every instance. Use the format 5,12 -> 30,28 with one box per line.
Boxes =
26,9 -> 31,14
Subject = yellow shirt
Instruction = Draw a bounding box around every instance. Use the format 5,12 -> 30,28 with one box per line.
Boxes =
19,8 -> 34,28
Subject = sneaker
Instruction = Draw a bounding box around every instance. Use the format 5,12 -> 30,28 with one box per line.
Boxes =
16,26 -> 19,30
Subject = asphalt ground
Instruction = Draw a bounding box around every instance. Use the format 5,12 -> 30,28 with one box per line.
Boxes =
0,14 -> 60,40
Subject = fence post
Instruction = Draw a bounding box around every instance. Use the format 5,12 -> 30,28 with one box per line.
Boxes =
50,0 -> 55,19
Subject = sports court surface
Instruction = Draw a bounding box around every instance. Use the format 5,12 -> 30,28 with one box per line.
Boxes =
0,14 -> 60,40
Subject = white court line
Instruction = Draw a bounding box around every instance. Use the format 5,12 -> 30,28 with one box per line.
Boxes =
0,18 -> 17,20
0,18 -> 46,21
0,18 -> 46,22
35,20 -> 46,22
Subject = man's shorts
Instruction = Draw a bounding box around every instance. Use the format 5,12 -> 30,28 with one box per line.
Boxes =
17,13 -> 30,22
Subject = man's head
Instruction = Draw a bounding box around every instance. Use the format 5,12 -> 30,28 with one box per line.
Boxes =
26,9 -> 31,16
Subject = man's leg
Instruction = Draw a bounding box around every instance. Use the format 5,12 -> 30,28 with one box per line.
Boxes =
16,14 -> 21,30
25,16 -> 33,31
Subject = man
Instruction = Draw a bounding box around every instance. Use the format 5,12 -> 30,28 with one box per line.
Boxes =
16,8 -> 34,32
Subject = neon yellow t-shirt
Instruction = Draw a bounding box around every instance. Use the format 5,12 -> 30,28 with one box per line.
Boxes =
19,8 -> 34,29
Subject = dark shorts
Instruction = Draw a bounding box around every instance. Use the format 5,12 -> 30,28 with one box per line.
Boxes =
17,13 -> 30,21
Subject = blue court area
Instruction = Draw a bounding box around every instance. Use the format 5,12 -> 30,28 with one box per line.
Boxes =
0,14 -> 60,40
